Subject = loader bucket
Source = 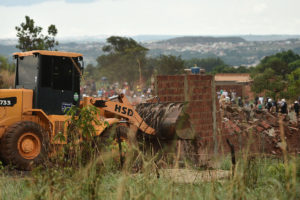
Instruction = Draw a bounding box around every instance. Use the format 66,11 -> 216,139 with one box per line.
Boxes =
136,103 -> 194,140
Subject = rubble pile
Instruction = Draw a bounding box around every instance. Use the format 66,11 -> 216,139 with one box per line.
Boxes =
221,105 -> 300,154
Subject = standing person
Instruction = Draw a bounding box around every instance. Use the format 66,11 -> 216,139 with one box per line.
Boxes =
231,90 -> 236,103
281,99 -> 288,114
254,96 -> 259,106
259,97 -> 264,106
147,88 -> 151,97
266,98 -> 273,112
273,99 -> 278,113
97,88 -> 103,97
219,95 -> 226,108
265,97 -> 269,108
222,90 -> 228,98
294,101 -> 299,117
92,82 -> 96,95
257,101 -> 263,110
238,97 -> 243,107
109,87 -> 115,97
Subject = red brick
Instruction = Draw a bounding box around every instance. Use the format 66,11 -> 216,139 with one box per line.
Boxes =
178,88 -> 184,93
260,121 -> 271,129
187,75 -> 197,80
191,95 -> 201,101
156,76 -> 164,81
256,126 -> 264,132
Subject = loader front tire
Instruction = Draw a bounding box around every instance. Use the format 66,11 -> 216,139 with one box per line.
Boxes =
0,121 -> 49,170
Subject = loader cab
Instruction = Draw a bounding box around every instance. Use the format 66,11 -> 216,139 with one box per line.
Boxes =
14,51 -> 83,115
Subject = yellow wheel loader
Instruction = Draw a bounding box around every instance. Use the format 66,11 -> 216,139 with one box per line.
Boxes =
0,50 -> 192,170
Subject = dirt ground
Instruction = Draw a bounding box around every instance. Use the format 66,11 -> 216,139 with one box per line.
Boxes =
160,169 -> 231,183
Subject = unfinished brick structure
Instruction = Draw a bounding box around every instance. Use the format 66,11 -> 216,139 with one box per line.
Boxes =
155,74 -> 300,160
155,74 -> 219,160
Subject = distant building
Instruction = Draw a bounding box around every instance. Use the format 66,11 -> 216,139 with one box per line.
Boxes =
215,73 -> 254,99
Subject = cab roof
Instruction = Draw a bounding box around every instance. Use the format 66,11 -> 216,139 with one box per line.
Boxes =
13,50 -> 83,58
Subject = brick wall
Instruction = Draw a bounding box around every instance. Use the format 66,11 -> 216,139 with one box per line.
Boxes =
156,75 -> 185,102
155,75 -> 299,160
155,74 -> 219,158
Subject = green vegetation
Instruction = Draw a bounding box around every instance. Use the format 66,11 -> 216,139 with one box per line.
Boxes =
95,36 -> 149,87
211,65 -> 254,74
0,106 -> 299,200
0,55 -> 15,88
0,104 -> 299,200
86,36 -> 245,86
15,16 -> 58,51
251,50 -> 300,100
86,36 -> 186,87
0,154 -> 299,199
0,56 -> 15,73
287,68 -> 300,100
86,40 -> 300,101
151,55 -> 185,75
185,57 -> 227,73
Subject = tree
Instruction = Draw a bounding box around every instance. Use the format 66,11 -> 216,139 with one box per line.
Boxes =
251,68 -> 286,99
256,50 -> 300,77
288,59 -> 300,72
155,55 -> 185,75
185,57 -> 227,72
256,57 -> 288,76
0,56 -> 15,73
15,16 -> 58,51
251,50 -> 300,99
287,68 -> 300,100
96,36 -> 148,87
211,65 -> 254,74
102,36 -> 148,54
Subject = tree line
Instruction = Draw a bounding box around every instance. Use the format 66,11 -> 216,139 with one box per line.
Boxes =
1,16 -> 300,100
85,36 -> 233,87
251,50 -> 300,100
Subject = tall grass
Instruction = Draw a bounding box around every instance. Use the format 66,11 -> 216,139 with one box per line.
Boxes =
0,154 -> 299,200
0,70 -> 14,89
0,107 -> 299,200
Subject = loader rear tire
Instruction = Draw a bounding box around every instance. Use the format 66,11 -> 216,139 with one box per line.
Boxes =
0,121 -> 49,170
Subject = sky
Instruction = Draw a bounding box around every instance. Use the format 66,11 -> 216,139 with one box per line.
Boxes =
0,0 -> 300,39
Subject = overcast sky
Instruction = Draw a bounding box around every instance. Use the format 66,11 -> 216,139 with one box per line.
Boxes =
0,0 -> 300,39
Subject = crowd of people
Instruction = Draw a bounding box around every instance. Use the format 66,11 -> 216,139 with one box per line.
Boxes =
80,81 -> 153,100
218,89 -> 299,117
81,82 -> 299,118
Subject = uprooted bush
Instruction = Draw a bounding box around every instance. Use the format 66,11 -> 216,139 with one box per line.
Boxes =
50,105 -> 119,169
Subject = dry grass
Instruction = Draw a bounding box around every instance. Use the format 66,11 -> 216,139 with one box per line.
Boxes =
0,70 -> 14,88
0,106 -> 299,199
160,169 -> 230,183
0,154 -> 299,200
